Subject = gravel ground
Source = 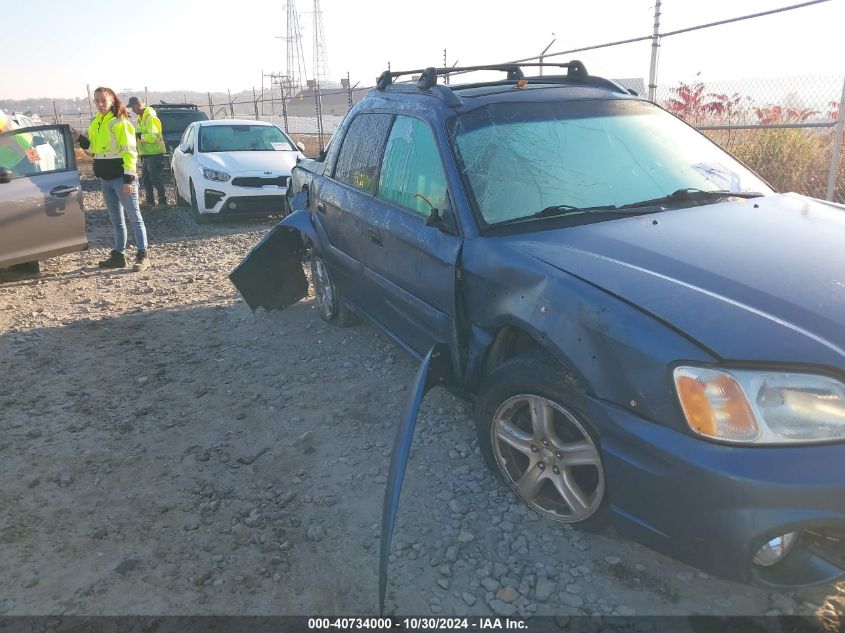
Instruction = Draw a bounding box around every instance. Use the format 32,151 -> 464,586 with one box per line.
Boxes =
1,170 -> 844,627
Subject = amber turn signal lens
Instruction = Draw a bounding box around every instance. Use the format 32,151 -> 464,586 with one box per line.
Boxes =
674,368 -> 760,441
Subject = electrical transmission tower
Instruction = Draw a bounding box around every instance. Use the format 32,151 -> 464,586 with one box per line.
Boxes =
283,1 -> 307,98
312,0 -> 330,86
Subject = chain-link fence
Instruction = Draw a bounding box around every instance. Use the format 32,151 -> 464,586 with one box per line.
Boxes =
656,75 -> 845,203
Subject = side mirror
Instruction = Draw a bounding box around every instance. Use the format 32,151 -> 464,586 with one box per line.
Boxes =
179,143 -> 192,154
0,167 -> 12,184
31,136 -> 48,147
425,207 -> 444,228
318,148 -> 327,162
296,141 -> 306,153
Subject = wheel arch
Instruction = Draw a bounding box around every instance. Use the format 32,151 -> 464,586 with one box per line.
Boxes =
466,321 -> 590,396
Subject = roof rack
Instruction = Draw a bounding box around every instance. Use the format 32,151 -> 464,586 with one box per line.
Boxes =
156,102 -> 200,110
372,60 -> 630,105
376,61 -> 589,91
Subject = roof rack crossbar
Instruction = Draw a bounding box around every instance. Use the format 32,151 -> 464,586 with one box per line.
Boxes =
376,60 -> 589,91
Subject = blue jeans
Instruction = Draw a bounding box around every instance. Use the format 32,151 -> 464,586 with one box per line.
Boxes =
101,178 -> 148,253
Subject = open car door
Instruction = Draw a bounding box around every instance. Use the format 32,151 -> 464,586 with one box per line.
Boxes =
0,124 -> 86,268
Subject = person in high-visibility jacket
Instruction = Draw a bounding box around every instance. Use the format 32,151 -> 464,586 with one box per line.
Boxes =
128,96 -> 167,209
0,109 -> 34,174
72,87 -> 150,271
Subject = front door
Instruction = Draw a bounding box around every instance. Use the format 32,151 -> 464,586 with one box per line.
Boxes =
0,124 -> 86,268
363,115 -> 463,356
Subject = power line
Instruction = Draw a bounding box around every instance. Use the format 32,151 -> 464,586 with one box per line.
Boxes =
510,0 -> 832,63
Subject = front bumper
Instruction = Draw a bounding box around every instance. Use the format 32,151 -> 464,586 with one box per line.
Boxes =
586,397 -> 845,588
200,178 -> 289,216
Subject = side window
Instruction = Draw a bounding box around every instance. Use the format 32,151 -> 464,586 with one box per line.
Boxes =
184,126 -> 195,150
378,116 -> 449,217
333,113 -> 393,194
0,126 -> 68,177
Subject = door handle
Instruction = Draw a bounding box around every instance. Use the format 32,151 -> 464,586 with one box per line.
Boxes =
316,201 -> 327,214
49,185 -> 80,197
368,226 -> 383,247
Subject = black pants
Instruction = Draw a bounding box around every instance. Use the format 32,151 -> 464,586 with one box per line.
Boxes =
140,154 -> 166,205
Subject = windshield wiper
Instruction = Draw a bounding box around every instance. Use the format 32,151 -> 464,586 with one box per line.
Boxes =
491,189 -> 766,228
494,203 -> 620,227
618,188 -> 765,210
534,203 -> 620,217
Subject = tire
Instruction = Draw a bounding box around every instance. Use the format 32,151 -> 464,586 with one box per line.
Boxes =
175,180 -> 187,207
189,181 -> 210,224
309,254 -> 357,327
475,351 -> 609,532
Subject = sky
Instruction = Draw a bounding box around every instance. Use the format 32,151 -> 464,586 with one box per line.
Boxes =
1,0 -> 843,100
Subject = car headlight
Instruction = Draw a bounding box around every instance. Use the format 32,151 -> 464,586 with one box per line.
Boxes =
673,366 -> 845,444
200,166 -> 230,182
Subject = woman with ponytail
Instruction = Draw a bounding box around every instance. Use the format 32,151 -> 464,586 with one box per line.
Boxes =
72,86 -> 150,271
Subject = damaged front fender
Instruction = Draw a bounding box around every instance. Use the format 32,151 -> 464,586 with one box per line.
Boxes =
379,343 -> 454,614
228,197 -> 315,312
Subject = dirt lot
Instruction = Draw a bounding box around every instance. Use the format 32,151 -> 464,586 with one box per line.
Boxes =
1,172 -> 844,628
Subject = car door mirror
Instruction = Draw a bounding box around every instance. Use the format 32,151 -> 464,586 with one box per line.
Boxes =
424,207 -> 458,235
296,141 -> 306,153
31,136 -> 48,147
179,143 -> 192,154
425,207 -> 444,228
0,167 -> 12,184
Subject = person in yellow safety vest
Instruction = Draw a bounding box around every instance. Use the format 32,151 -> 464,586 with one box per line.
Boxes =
71,87 -> 151,271
127,96 -> 168,209
0,109 -> 35,175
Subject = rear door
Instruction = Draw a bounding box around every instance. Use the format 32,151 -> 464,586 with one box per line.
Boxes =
363,115 -> 463,356
0,124 -> 86,268
311,112 -> 393,308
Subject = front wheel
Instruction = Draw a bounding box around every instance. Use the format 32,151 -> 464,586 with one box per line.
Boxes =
475,351 -> 609,532
309,254 -> 356,327
189,180 -> 210,224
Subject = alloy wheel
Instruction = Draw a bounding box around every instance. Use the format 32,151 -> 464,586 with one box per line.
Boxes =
491,394 -> 605,523
312,256 -> 335,319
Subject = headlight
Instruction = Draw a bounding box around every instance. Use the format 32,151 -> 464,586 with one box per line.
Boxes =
674,366 -> 845,444
201,166 -> 230,182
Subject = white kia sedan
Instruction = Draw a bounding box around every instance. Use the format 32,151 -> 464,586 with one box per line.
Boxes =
171,119 -> 305,221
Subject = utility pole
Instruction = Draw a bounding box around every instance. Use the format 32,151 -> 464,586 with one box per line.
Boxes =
228,89 -> 234,117
252,87 -> 259,119
208,92 -> 214,120
648,0 -> 662,103
347,71 -> 353,108
443,49 -> 448,85
86,84 -> 93,117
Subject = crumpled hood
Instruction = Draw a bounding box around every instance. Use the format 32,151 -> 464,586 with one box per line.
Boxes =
510,194 -> 845,367
199,151 -> 299,174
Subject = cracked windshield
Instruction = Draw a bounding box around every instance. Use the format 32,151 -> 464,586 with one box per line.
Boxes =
451,99 -> 772,225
